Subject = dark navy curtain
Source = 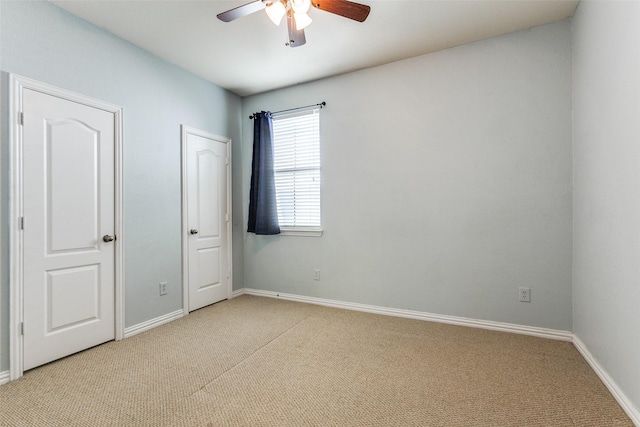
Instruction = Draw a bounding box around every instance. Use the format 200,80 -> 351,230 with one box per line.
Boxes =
247,111 -> 281,235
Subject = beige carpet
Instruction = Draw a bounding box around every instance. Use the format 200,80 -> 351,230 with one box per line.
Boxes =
0,295 -> 633,426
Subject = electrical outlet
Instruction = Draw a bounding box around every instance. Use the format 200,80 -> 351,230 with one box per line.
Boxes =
519,287 -> 531,303
313,269 -> 320,281
159,282 -> 168,296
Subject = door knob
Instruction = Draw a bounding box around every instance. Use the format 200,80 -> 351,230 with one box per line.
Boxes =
190,229 -> 199,235
103,235 -> 115,242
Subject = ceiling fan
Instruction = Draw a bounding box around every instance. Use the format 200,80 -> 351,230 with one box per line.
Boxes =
217,0 -> 371,47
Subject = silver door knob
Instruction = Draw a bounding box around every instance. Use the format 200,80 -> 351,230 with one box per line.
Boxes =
190,229 -> 199,235
103,235 -> 115,242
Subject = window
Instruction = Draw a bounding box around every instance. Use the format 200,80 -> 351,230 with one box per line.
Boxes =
272,108 -> 322,236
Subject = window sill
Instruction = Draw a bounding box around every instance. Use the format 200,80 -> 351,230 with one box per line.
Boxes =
279,228 -> 323,237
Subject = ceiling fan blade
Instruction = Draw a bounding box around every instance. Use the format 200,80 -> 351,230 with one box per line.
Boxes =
217,0 -> 266,22
311,0 -> 370,22
286,12 -> 306,48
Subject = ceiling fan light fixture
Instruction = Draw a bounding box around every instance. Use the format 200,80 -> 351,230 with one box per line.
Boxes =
265,1 -> 286,26
294,11 -> 312,30
291,0 -> 311,14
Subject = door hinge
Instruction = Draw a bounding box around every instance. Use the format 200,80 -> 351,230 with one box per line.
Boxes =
19,217 -> 24,230
18,112 -> 24,126
20,322 -> 24,335
226,213 -> 229,222
226,157 -> 229,165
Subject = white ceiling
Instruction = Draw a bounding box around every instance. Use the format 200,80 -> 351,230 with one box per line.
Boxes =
51,0 -> 579,97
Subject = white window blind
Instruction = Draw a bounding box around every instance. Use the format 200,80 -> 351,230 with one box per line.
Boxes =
272,108 -> 321,231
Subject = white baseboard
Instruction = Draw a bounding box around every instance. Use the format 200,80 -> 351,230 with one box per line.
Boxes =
123,309 -> 184,338
235,288 -> 573,341
234,287 -> 639,425
573,336 -> 640,426
0,370 -> 9,385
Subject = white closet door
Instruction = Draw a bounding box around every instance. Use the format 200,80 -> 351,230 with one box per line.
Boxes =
186,130 -> 230,311
22,88 -> 116,370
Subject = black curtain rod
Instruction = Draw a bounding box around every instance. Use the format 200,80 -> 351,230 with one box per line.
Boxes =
249,101 -> 326,120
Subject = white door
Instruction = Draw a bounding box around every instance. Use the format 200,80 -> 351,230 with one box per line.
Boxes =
22,88 -> 116,371
184,128 -> 230,312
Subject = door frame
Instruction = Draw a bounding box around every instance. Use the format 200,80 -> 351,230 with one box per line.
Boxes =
180,125 -> 233,315
8,74 -> 125,380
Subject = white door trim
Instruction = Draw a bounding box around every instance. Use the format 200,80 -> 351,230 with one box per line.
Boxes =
8,74 -> 125,380
181,125 -> 233,315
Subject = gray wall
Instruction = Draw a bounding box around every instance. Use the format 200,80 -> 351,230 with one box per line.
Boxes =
241,20 -> 573,331
0,1 -> 243,372
572,0 -> 640,413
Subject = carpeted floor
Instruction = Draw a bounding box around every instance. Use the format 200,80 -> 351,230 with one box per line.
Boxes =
0,295 -> 633,426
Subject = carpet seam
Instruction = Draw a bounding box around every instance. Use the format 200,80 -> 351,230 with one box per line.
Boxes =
190,315 -> 313,396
